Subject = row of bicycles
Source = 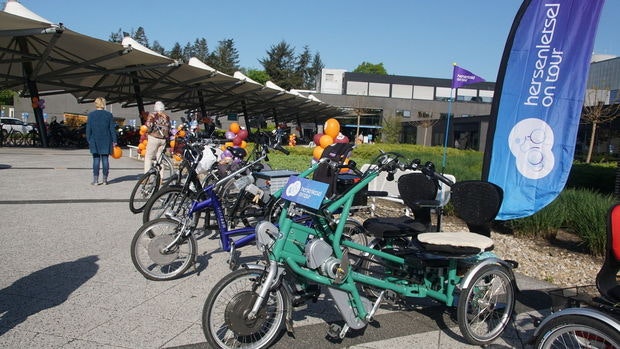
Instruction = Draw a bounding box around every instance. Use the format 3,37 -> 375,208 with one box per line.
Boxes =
127,130 -> 619,348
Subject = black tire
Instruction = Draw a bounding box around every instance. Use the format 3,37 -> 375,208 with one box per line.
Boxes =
142,185 -> 200,224
202,268 -> 287,349
129,171 -> 160,213
130,218 -> 197,281
534,314 -> 620,349
457,264 -> 515,345
342,219 -> 368,267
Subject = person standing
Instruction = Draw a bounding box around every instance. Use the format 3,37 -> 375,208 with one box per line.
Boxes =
143,101 -> 171,174
86,97 -> 117,185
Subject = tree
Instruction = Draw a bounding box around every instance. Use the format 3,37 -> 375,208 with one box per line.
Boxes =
0,89 -> 14,105
354,62 -> 387,75
151,40 -> 166,55
108,28 -> 123,43
245,69 -> 271,85
193,38 -> 209,63
168,42 -> 183,60
182,41 -> 194,62
294,45 -> 311,89
208,39 -> 240,75
409,111 -> 439,146
381,114 -> 403,143
307,52 -> 324,90
133,27 -> 149,48
259,41 -> 297,90
581,88 -> 620,163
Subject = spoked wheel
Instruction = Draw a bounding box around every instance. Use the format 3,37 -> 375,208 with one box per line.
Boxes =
342,219 -> 368,267
457,264 -> 515,345
129,171 -> 160,213
534,314 -> 620,349
358,238 -> 408,299
202,268 -> 287,349
142,185 -> 200,224
130,218 -> 196,281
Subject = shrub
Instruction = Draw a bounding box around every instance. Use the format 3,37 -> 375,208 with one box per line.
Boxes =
507,189 -> 615,256
567,162 -> 617,195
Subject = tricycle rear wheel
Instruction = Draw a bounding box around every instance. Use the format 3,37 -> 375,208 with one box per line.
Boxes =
457,264 -> 515,345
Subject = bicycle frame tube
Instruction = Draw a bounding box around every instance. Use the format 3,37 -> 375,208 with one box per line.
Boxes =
269,160 -> 466,322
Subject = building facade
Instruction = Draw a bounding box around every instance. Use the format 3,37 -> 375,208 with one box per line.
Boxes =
315,69 -> 496,151
314,56 -> 620,155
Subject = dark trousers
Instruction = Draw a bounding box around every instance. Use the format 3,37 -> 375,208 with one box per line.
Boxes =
92,154 -> 110,177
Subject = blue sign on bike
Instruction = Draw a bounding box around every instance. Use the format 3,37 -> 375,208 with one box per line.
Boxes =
281,176 -> 329,209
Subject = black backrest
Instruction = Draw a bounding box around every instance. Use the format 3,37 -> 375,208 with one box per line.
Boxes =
312,143 -> 354,197
450,181 -> 503,236
397,172 -> 439,225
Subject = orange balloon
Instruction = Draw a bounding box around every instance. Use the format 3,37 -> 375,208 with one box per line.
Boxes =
313,145 -> 324,160
240,140 -> 247,148
139,125 -> 148,135
177,130 -> 186,138
111,146 -> 123,159
319,134 -> 334,148
173,154 -> 182,162
229,122 -> 240,134
138,143 -> 146,150
324,118 -> 340,138
169,140 -> 176,148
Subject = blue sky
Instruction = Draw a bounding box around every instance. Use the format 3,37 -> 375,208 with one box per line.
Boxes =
13,0 -> 620,82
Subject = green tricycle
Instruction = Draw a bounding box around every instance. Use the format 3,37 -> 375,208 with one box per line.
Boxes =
202,147 -> 518,348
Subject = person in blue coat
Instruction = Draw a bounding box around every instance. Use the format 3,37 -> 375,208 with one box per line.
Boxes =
86,97 -> 117,185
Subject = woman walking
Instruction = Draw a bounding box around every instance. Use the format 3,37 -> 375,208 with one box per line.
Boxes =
86,97 -> 117,185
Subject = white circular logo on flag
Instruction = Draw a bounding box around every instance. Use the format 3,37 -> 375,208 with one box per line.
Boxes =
508,118 -> 555,179
285,180 -> 302,197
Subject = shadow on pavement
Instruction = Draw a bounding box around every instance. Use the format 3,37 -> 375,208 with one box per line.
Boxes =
0,255 -> 99,336
107,174 -> 141,184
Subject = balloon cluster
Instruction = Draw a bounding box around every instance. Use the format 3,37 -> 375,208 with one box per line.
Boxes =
312,118 -> 349,161
137,124 -> 149,157
221,122 -> 248,160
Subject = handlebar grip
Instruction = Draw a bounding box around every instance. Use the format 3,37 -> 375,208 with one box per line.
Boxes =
274,144 -> 290,155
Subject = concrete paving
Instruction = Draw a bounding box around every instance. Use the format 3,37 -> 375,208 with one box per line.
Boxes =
0,147 -> 559,348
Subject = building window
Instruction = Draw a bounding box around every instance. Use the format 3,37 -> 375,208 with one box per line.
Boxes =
326,73 -> 335,81
396,109 -> 411,118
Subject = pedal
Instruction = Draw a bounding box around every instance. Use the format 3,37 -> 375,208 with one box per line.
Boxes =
326,323 -> 341,339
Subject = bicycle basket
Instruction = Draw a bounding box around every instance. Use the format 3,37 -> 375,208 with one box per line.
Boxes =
547,285 -> 598,312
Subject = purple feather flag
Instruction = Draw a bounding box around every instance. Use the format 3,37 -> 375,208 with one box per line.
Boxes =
451,65 -> 485,89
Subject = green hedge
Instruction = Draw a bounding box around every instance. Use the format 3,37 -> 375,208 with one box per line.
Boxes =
264,143 -> 617,256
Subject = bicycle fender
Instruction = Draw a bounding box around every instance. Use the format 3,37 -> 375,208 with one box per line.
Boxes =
531,307 -> 620,343
241,263 -> 295,335
458,257 -> 517,291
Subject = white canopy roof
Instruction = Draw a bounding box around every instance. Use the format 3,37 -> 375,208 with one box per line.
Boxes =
0,1 -> 343,122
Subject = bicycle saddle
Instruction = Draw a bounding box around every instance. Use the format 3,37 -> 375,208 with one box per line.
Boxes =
227,147 -> 247,159
363,172 -> 439,238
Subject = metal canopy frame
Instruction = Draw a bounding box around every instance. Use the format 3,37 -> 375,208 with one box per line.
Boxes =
0,6 -> 345,134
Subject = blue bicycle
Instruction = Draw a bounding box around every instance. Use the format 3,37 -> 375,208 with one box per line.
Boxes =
130,134 -> 369,281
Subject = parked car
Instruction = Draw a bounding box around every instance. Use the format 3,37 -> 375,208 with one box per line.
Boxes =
1,117 -> 34,134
